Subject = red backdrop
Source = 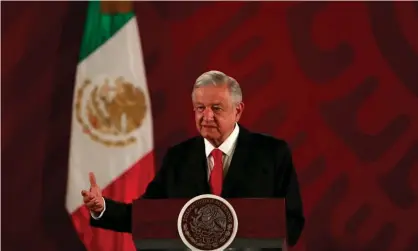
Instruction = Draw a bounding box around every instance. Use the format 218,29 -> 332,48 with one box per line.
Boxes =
2,1 -> 418,251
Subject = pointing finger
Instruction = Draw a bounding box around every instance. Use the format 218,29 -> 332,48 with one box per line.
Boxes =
89,172 -> 97,187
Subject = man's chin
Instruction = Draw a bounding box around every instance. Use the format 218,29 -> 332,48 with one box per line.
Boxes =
200,127 -> 219,138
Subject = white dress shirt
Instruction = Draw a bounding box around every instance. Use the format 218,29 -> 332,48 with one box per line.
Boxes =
92,124 -> 240,219
204,123 -> 240,179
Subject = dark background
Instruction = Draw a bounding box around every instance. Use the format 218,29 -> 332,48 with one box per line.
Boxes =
2,1 -> 418,251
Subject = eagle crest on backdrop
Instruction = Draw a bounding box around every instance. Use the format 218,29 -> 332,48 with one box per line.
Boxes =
75,76 -> 147,147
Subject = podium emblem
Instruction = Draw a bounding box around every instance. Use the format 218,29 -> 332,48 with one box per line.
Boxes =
177,194 -> 238,251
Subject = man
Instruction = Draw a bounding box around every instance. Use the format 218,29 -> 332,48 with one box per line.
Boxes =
82,70 -> 305,249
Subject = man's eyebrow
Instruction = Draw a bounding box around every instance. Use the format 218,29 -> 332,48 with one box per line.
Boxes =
194,103 -> 223,106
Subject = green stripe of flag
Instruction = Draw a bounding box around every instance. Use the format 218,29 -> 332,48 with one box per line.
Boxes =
78,1 -> 134,62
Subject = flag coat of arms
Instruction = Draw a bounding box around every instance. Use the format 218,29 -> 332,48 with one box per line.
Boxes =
66,1 -> 155,250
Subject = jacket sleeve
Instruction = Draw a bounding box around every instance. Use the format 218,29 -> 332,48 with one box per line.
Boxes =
89,198 -> 133,232
275,141 -> 305,246
90,149 -> 172,232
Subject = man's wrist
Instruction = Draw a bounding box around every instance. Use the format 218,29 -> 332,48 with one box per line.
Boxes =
90,197 -> 106,219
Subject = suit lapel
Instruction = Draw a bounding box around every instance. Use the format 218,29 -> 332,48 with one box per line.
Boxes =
222,126 -> 251,197
185,137 -> 210,194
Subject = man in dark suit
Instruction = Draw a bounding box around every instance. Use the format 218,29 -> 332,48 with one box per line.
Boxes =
82,70 -> 305,249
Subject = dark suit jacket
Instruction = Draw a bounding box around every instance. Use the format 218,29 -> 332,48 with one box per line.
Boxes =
91,126 -> 305,248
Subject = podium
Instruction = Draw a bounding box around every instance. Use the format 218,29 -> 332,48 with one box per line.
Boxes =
132,198 -> 286,250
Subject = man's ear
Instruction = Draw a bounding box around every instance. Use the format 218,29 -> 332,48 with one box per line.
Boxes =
235,102 -> 244,121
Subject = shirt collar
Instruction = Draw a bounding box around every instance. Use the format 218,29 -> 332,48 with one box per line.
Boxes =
204,123 -> 240,157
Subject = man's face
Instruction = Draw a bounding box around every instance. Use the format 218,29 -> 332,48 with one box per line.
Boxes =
192,84 -> 244,146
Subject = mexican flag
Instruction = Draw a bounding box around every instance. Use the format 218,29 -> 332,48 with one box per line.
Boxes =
66,1 -> 155,250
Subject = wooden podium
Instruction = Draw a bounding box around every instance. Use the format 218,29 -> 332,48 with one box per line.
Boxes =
132,198 -> 287,250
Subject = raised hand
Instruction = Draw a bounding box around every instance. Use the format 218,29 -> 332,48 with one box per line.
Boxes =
81,172 -> 104,214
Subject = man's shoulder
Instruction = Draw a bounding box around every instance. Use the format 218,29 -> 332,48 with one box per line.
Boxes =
247,131 -> 289,149
166,135 -> 202,154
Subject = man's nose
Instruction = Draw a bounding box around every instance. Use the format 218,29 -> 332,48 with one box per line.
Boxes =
203,107 -> 214,120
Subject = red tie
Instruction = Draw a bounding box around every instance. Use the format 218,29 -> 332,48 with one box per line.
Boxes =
210,149 -> 223,196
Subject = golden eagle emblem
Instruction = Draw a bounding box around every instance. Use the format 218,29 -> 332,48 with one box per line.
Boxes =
75,76 -> 147,147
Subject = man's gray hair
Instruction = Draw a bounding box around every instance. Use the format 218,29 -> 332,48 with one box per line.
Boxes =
192,70 -> 243,104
